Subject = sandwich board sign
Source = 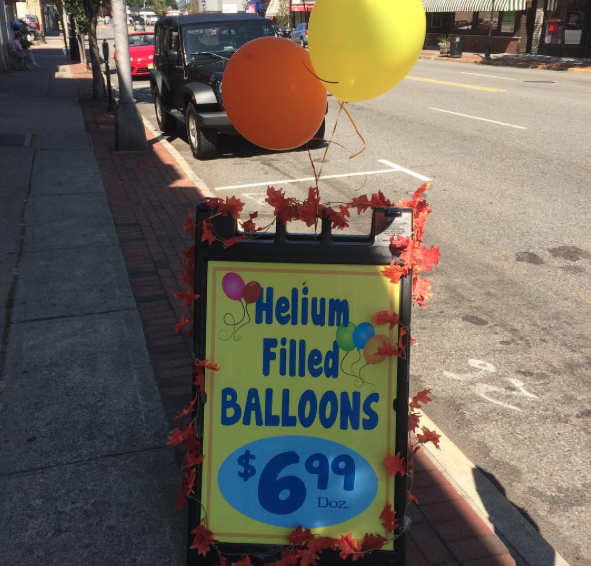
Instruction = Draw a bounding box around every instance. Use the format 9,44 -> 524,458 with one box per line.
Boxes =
191,206 -> 412,566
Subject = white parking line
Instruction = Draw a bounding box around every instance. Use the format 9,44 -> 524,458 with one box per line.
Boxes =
214,160 -> 431,191
461,72 -> 518,81
430,108 -> 528,130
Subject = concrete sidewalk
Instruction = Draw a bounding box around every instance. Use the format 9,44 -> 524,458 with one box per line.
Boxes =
0,43 -> 185,565
0,35 -> 569,566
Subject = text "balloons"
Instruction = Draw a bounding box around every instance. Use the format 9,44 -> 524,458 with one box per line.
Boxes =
308,0 -> 426,102
222,37 -> 327,150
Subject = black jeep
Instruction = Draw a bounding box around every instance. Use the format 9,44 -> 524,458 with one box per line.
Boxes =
150,14 -> 325,160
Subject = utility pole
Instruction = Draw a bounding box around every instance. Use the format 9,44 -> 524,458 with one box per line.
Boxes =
112,0 -> 148,151
484,0 -> 495,61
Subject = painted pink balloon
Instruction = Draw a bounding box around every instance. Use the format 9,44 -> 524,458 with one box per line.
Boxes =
222,272 -> 245,301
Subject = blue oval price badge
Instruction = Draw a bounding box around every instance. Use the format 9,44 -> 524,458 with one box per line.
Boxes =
218,435 -> 378,528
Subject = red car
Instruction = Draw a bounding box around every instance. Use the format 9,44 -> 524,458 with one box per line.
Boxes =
114,32 -> 155,77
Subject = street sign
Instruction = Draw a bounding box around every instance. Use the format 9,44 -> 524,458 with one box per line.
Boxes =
191,206 -> 412,566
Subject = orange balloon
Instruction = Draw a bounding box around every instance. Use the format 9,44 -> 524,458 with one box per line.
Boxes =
222,37 -> 327,150
363,334 -> 390,365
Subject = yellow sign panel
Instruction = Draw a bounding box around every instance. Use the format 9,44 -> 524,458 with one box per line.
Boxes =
202,261 -> 399,544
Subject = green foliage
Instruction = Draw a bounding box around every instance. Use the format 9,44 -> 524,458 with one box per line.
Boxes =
150,0 -> 178,16
63,0 -> 88,32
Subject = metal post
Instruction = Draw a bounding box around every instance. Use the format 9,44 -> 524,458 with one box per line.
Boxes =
102,39 -> 114,112
485,0 -> 495,60
112,0 -> 148,151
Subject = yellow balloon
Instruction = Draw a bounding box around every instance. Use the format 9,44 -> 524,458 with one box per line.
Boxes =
308,0 -> 426,102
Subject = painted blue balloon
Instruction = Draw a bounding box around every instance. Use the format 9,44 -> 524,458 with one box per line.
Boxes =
352,322 -> 375,349
218,435 -> 378,528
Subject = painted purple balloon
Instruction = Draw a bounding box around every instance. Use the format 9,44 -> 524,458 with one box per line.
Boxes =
222,272 -> 245,301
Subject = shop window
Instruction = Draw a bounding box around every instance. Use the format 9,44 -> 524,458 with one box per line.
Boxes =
564,0 -> 585,44
454,12 -> 474,31
477,11 -> 500,31
501,12 -> 517,33
430,13 -> 443,28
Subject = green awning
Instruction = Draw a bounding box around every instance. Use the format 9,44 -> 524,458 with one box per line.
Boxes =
421,0 -> 526,12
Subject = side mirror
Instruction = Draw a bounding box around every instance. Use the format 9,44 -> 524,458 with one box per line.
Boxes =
165,49 -> 179,63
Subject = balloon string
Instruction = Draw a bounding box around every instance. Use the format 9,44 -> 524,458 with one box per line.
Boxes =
233,303 -> 251,341
220,301 -> 247,341
354,363 -> 376,392
314,100 -> 345,186
350,349 -> 363,374
302,60 -> 339,84
340,350 -> 358,378
341,102 -> 366,159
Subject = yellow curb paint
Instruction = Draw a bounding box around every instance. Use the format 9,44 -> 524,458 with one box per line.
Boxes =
405,76 -> 506,92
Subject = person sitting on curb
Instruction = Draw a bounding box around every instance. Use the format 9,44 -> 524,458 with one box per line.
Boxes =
11,32 -> 39,70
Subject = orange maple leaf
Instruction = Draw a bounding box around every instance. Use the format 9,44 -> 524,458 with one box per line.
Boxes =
409,389 -> 432,411
375,339 -> 401,358
361,533 -> 388,552
174,291 -> 200,307
288,526 -> 314,546
372,310 -> 399,330
417,426 -> 441,449
379,502 -> 398,533
185,451 -> 205,469
295,547 -> 320,566
190,525 -> 217,556
176,477 -> 188,510
390,235 -> 411,249
382,261 -> 409,284
350,194 -> 372,214
338,534 -> 362,561
167,424 -> 194,446
407,489 -> 420,505
174,397 -> 196,420
413,277 -> 433,307
418,245 -> 440,271
175,316 -> 192,333
186,467 -> 197,496
384,453 -> 406,477
196,359 -> 220,372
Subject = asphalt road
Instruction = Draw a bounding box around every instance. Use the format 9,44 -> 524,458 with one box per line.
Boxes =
97,24 -> 591,565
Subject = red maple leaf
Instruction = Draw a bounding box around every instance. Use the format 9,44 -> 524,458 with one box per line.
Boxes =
384,453 -> 406,477
175,315 -> 192,333
190,525 -> 217,556
382,261 -> 409,284
297,189 -> 323,227
184,214 -> 196,236
266,186 -> 290,211
295,547 -> 320,566
223,235 -> 245,249
185,451 -> 205,469
409,389 -> 432,411
183,245 -> 196,267
369,191 -> 392,208
326,205 -> 350,230
309,537 -> 336,552
350,194 -> 372,215
338,534 -> 362,561
196,359 -> 220,372
234,556 -> 254,566
241,219 -> 258,233
288,526 -> 314,546
167,424 -> 194,446
407,489 -> 420,505
218,196 -> 245,219
176,477 -> 188,510
375,339 -> 400,358
372,310 -> 399,330
413,277 -> 433,307
180,266 -> 195,289
411,183 -> 429,207
417,426 -> 441,449
193,367 -> 205,394
390,235 -> 411,249
408,411 -> 421,432
201,220 -> 216,246
201,197 -> 223,211
361,533 -> 388,552
380,502 -> 398,533
175,397 -> 196,420
174,291 -> 200,307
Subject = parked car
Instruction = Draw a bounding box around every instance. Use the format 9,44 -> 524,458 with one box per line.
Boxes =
150,14 -> 325,160
290,22 -> 308,47
274,25 -> 290,38
134,20 -> 146,31
24,15 -> 40,32
114,32 -> 155,77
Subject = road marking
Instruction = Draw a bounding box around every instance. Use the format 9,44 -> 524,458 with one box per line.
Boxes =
214,160 -> 431,191
406,76 -> 506,92
461,71 -> 517,81
430,108 -> 528,130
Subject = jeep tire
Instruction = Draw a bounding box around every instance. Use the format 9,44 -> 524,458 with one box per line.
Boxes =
186,103 -> 218,160
306,119 -> 325,150
154,90 -> 176,133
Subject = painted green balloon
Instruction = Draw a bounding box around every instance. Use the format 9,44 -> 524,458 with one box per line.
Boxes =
336,322 -> 356,352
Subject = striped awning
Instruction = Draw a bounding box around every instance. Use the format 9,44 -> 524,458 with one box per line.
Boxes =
266,0 -> 279,17
421,0 -> 526,11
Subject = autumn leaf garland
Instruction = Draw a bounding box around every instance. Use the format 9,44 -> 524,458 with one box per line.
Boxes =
169,183 -> 441,562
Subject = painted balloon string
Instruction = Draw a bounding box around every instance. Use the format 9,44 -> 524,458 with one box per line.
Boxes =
219,301 -> 251,342
340,350 -> 376,391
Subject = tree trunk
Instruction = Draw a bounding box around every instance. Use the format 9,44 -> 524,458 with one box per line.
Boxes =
53,0 -> 69,55
86,15 -> 104,99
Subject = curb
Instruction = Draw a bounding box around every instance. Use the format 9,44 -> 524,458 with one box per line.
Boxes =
420,412 -> 571,566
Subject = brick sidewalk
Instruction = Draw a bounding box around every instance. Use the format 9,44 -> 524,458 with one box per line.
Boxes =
71,66 -> 520,566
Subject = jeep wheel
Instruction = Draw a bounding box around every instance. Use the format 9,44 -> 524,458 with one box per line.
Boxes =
306,119 -> 325,150
186,103 -> 218,160
154,91 -> 176,133
300,37 -> 305,48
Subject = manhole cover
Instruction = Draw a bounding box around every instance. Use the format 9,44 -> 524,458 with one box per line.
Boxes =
523,80 -> 556,83
0,134 -> 32,147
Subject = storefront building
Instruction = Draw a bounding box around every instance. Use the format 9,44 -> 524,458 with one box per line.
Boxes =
290,0 -> 315,27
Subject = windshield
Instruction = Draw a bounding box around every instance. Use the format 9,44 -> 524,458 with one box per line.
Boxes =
128,33 -> 155,46
182,22 -> 275,57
